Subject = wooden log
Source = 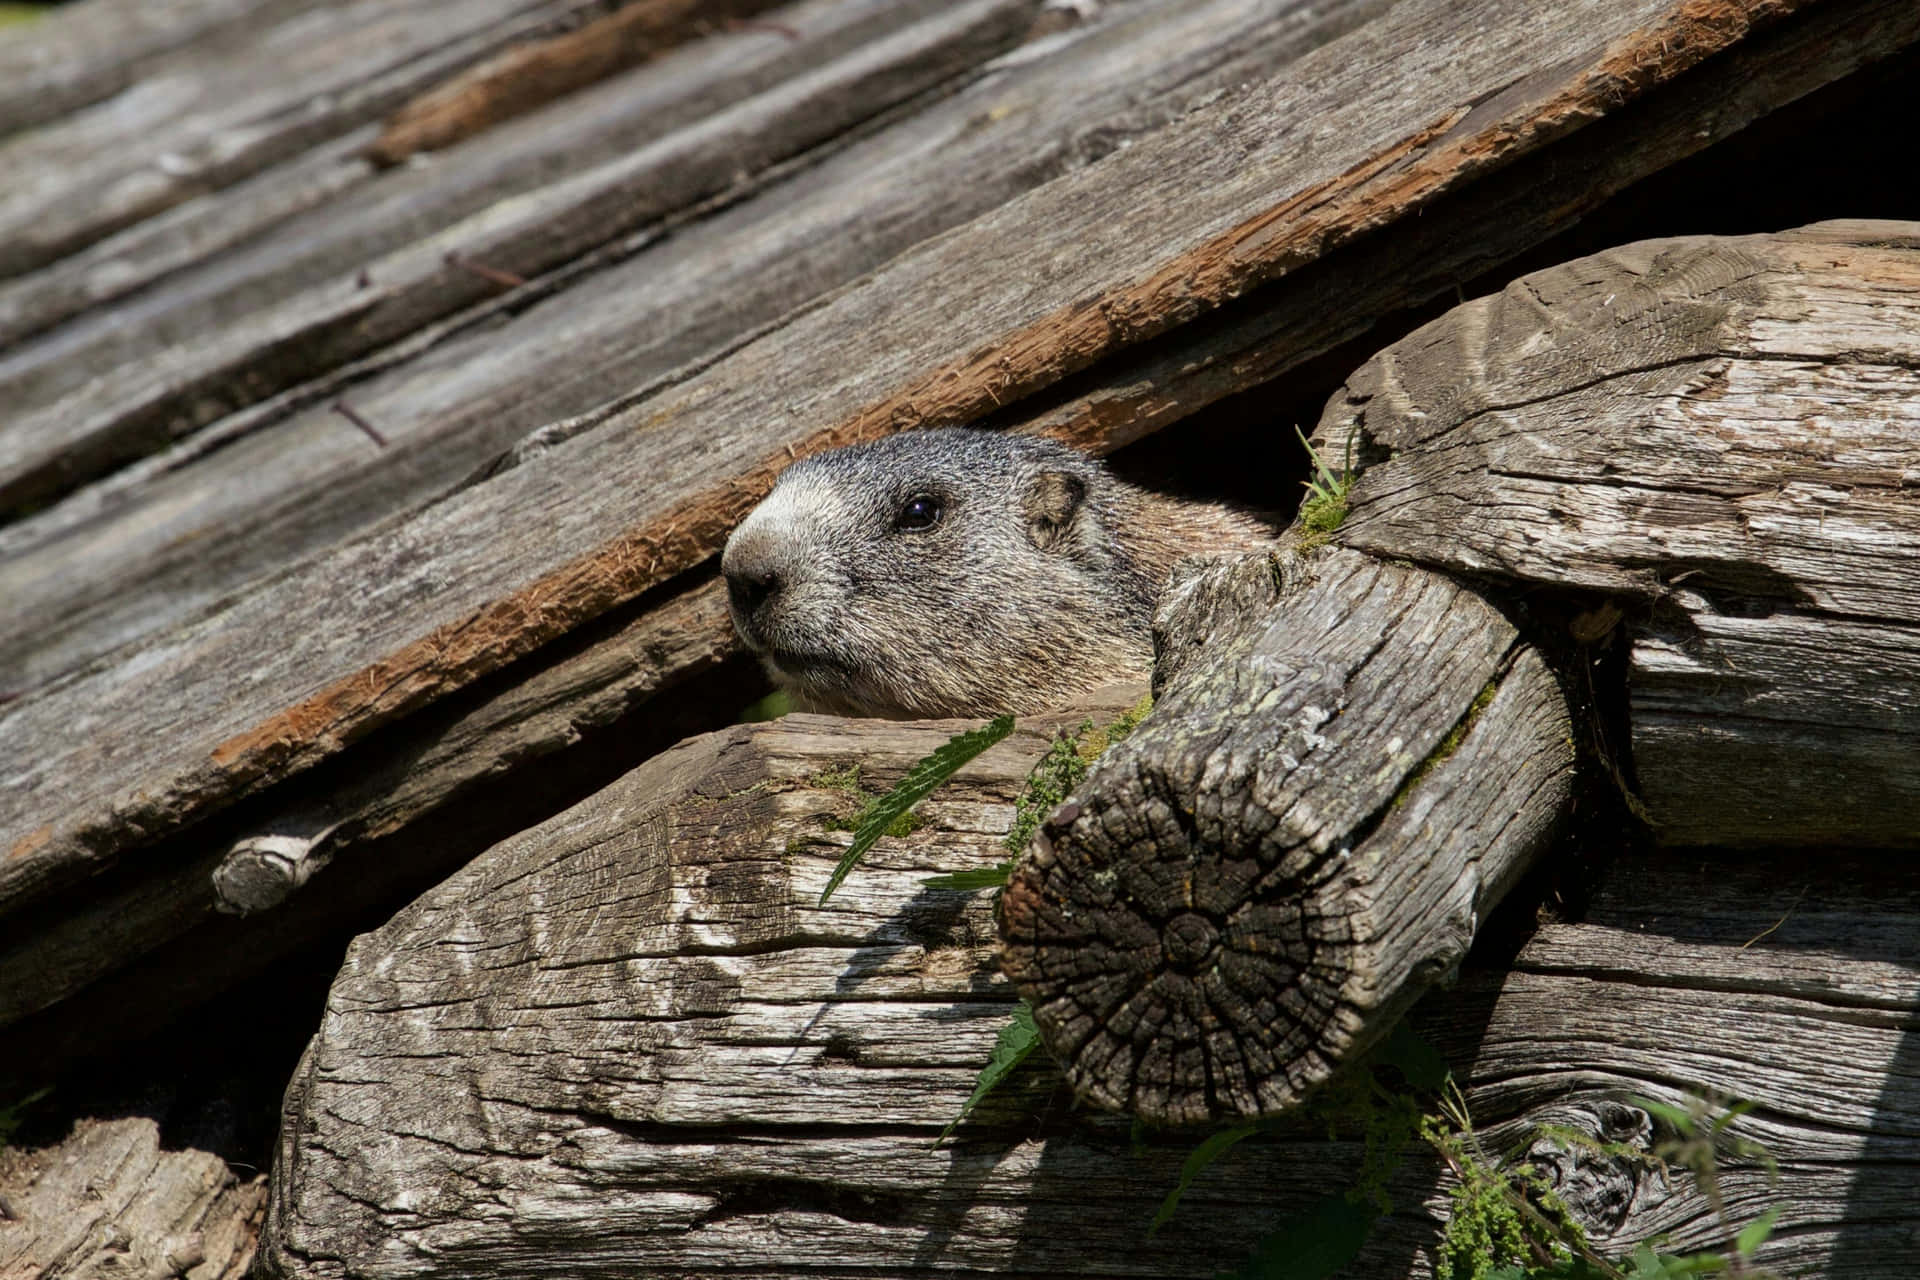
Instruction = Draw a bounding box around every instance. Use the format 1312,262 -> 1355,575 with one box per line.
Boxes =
1000,221 -> 1920,1124
257,699 -> 1920,1275
1322,220 -> 1920,847
9,0 -> 1890,967
0,1115 -> 267,1280
1000,548 -> 1575,1124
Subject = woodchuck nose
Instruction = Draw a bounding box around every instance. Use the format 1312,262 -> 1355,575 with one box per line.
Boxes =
722,429 -> 1274,719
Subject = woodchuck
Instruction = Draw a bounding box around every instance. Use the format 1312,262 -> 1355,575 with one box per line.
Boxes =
722,429 -> 1274,719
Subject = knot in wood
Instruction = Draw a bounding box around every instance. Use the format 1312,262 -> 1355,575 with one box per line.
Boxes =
1161,911 -> 1220,973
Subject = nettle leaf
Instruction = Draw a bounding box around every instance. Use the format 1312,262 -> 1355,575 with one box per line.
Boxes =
939,1001 -> 1042,1142
1227,1193 -> 1377,1280
922,861 -> 1015,892
818,713 -> 1015,905
1735,1206 -> 1780,1256
1151,1124 -> 1260,1235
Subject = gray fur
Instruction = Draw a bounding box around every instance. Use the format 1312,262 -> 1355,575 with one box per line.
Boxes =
722,429 -> 1272,719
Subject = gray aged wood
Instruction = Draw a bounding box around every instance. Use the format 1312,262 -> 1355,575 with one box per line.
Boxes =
6,0 -> 1871,977
0,1115 -> 267,1280
1009,0 -> 1920,459
0,0 -> 1038,518
1323,220 -> 1920,847
0,0 -> 1389,1040
1001,548 -> 1575,1124
260,702 -> 1919,1275
999,221 -> 1920,1126
0,575 -> 734,1035
0,0 -> 636,279
0,0 -> 1374,694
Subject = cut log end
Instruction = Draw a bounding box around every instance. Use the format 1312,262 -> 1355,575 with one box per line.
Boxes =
999,758 -> 1361,1125
1001,548 -> 1577,1125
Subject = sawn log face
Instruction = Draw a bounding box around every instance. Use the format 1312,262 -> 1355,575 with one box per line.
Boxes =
1000,549 -> 1575,1124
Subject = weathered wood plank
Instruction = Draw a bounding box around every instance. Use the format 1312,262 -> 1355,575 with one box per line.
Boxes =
1407,846 -> 1920,1278
0,1115 -> 267,1280
0,0 -> 1373,693
0,575 -> 735,1031
0,0 -> 637,280
257,695 -> 1920,1276
364,0 -> 797,166
1321,221 -> 1920,846
0,0 -> 319,138
0,0 -> 1900,984
0,0 -> 925,354
1009,0 -> 1920,458
0,0 -> 1035,519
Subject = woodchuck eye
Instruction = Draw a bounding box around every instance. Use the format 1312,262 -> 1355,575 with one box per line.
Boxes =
894,493 -> 944,531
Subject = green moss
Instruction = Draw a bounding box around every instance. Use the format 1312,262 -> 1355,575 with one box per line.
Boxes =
1391,677 -> 1501,810
1003,694 -> 1153,854
1291,426 -> 1357,551
812,763 -> 928,836
809,763 -> 864,792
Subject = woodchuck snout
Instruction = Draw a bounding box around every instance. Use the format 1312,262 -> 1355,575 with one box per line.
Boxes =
722,429 -> 1273,719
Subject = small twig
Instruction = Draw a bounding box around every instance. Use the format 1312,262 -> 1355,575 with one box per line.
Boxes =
332,399 -> 389,448
444,250 -> 527,289
1740,885 -> 1809,950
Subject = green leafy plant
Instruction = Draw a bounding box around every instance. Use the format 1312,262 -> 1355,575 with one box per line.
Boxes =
939,1002 -> 1045,1142
1149,1024 -> 1781,1280
998,694 -> 1153,856
1295,426 -> 1356,546
817,713 -> 1014,905
927,699 -> 1152,1138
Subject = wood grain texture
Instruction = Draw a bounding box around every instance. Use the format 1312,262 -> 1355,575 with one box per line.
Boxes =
0,0 -> 1036,519
258,704 -> 1920,1276
365,0 -> 797,165
0,576 -> 735,1033
0,0 -> 322,138
1000,548 -> 1574,1124
0,0 -> 638,280
1321,221 -> 1920,846
3,0 -> 1853,947
0,1115 -> 267,1280
0,0 -> 1369,694
1404,846 -> 1920,1279
1008,0 -> 1920,458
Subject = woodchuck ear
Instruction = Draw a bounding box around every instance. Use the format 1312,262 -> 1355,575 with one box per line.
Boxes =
1020,469 -> 1087,551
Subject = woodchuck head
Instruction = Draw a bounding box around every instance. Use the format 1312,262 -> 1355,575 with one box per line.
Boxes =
722,429 -> 1272,719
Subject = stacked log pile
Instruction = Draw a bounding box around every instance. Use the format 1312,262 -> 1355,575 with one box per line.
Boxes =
3,0 -> 1919,1276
